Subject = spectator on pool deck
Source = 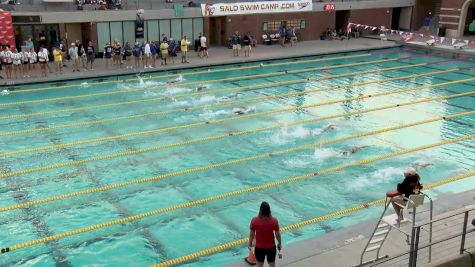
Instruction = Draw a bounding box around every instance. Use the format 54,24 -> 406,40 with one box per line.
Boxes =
86,41 -> 95,70
103,42 -> 113,69
243,33 -> 251,57
249,201 -> 282,267
150,41 -> 158,68
124,41 -> 132,69
231,31 -> 241,57
390,168 -> 423,222
161,33 -> 168,43
423,13 -> 432,33
143,41 -> 152,69
133,42 -> 142,69
200,34 -> 208,58
113,40 -> 122,68
68,43 -> 80,72
180,36 -> 190,63
160,41 -> 169,65
52,46 -> 63,74
168,38 -> 178,64
337,29 -> 346,40
37,45 -> 48,77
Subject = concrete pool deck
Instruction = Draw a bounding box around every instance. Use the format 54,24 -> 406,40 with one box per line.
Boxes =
1,38 -> 399,86
227,187 -> 475,267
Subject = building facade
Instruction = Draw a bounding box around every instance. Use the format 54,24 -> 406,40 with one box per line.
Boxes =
3,0 -> 473,51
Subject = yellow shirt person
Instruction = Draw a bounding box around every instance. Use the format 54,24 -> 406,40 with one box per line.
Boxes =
160,42 -> 169,56
180,37 -> 189,52
52,47 -> 63,73
53,48 -> 62,62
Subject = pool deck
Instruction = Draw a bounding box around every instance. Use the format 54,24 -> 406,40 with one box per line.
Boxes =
228,188 -> 475,267
1,38 -> 399,86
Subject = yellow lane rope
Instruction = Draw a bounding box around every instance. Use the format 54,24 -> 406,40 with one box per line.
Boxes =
0,61 -> 458,121
152,171 -> 475,267
1,110 -> 472,212
0,135 -> 472,254
0,66 -> 464,138
0,57 -> 423,107
0,78 -> 473,158
10,53 -> 373,94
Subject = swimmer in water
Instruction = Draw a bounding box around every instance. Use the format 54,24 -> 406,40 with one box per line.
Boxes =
219,92 -> 243,101
167,76 -> 183,84
233,106 -> 255,115
196,86 -> 206,92
340,145 -> 369,156
414,162 -> 433,171
320,124 -> 336,134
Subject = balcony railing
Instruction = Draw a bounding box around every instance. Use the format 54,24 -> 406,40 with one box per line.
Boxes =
1,0 -> 385,13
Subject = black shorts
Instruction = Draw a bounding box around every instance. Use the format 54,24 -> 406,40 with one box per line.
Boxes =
255,246 -> 276,263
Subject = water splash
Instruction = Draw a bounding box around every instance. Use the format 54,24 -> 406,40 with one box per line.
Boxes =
314,147 -> 341,160
347,167 -> 403,190
80,82 -> 90,88
198,109 -> 233,120
194,95 -> 218,105
268,124 -> 336,145
269,126 -> 312,145
283,155 -> 313,168
1,89 -> 10,95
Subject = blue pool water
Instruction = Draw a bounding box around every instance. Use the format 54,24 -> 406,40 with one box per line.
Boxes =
0,47 -> 474,266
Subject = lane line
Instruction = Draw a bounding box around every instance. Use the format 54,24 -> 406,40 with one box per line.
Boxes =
0,135 -> 471,254
0,110 -> 472,212
1,78 -> 473,158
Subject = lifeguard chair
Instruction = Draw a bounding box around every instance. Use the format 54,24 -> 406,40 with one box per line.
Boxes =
354,190 -> 433,266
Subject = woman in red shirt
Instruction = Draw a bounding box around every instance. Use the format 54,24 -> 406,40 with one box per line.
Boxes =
249,201 -> 282,267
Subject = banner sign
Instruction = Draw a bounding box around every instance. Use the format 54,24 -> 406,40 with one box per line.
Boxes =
0,12 -> 15,49
201,0 -> 312,17
135,9 -> 144,39
323,3 -> 335,12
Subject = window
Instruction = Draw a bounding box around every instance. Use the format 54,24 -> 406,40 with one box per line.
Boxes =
262,22 -> 268,32
263,20 -> 305,32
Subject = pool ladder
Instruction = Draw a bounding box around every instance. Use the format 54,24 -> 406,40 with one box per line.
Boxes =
353,193 -> 433,266
353,198 -> 392,266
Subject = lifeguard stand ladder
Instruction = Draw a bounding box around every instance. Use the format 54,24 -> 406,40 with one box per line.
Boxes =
353,192 -> 433,266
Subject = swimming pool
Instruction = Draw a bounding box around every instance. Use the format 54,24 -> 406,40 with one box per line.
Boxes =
0,47 -> 474,266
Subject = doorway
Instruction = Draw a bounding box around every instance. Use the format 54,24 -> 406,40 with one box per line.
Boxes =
335,10 -> 350,31
209,17 -> 227,46
392,7 -> 401,30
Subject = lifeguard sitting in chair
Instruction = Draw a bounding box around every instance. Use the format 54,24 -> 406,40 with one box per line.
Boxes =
388,167 -> 423,223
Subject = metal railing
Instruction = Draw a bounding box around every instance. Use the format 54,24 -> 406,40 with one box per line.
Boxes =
373,205 -> 475,266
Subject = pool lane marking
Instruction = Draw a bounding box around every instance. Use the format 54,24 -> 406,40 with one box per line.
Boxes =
0,109 -> 472,212
0,56 -> 430,107
0,66 -> 468,138
1,78 -> 473,158
151,170 -> 475,267
9,53 -> 374,94
1,94 -> 472,181
0,135 -> 471,255
1,61 -> 466,122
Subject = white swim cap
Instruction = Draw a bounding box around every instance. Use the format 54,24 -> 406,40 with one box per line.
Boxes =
404,167 -> 416,177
